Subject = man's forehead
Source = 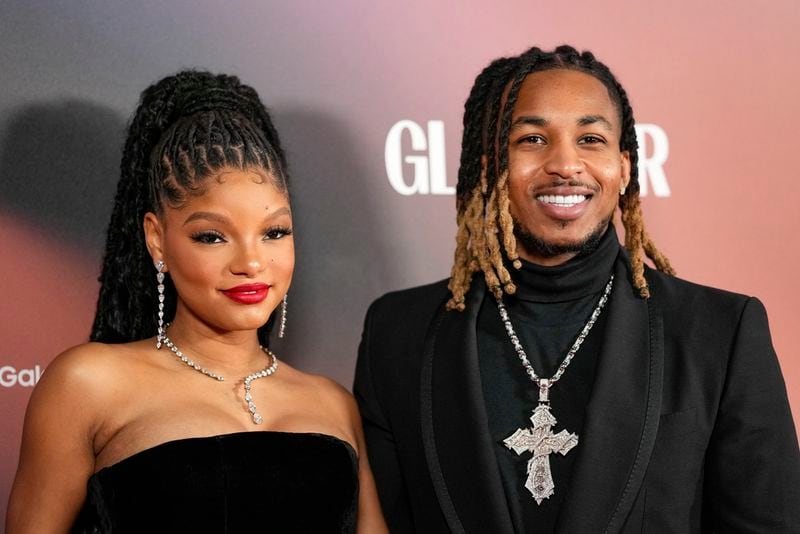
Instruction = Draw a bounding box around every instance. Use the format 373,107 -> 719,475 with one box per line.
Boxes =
514,69 -> 616,115
511,69 -> 621,127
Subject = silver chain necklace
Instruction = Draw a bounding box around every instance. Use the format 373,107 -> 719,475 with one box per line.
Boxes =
497,274 -> 614,504
160,330 -> 279,425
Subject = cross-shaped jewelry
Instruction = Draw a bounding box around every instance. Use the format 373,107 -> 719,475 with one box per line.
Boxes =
497,275 -> 612,504
503,380 -> 578,504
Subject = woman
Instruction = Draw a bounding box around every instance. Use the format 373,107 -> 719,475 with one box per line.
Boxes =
6,71 -> 387,533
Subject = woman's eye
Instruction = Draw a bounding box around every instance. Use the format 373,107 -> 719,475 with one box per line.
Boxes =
519,135 -> 546,145
191,231 -> 225,244
264,227 -> 293,240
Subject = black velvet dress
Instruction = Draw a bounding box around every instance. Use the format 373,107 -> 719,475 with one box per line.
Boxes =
71,431 -> 359,533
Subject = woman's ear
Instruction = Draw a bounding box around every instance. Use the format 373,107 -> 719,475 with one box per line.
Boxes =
143,212 -> 166,267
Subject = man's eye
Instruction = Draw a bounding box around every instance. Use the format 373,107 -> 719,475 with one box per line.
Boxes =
579,135 -> 605,144
264,227 -> 293,240
191,231 -> 225,244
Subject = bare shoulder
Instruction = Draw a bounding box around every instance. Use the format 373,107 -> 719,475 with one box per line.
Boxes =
313,373 -> 359,415
37,342 -> 134,394
280,363 -> 359,424
302,366 -> 355,401
45,341 -> 121,374
8,342 -> 150,533
19,342 -> 125,445
30,341 -> 149,424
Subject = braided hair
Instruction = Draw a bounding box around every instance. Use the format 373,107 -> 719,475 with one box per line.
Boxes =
447,45 -> 674,311
91,70 -> 288,346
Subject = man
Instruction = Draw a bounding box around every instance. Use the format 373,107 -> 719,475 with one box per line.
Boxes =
354,45 -> 800,533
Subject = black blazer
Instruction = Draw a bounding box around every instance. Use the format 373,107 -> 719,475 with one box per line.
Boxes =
354,254 -> 800,533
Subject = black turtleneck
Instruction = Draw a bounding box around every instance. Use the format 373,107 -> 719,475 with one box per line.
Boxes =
476,225 -> 620,533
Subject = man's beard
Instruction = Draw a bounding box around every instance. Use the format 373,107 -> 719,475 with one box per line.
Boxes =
512,215 -> 611,260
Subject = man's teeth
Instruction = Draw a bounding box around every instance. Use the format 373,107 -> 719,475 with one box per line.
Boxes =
537,194 -> 587,206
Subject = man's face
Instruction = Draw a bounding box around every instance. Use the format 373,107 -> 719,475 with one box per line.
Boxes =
506,69 -> 630,265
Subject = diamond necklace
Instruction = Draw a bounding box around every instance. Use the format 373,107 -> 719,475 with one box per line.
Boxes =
160,330 -> 279,425
497,274 -> 614,504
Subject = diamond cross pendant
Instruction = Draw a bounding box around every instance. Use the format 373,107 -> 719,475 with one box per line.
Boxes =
503,400 -> 578,504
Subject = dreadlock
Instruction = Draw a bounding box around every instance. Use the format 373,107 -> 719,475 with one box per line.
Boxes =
447,45 -> 674,311
91,70 -> 288,346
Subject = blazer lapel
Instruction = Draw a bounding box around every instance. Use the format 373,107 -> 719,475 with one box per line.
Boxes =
420,281 -> 516,534
555,257 -> 664,533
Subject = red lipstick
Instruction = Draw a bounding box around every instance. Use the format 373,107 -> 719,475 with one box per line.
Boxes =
220,283 -> 270,304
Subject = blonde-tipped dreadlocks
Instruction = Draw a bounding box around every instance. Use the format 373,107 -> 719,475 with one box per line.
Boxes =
446,46 -> 674,311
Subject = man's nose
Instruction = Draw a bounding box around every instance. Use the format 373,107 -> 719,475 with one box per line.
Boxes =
543,141 -> 584,179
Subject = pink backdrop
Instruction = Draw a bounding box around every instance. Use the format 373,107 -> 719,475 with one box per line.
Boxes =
1,0 -> 798,525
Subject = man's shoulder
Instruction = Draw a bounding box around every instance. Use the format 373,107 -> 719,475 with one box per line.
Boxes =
647,267 -> 751,300
645,266 -> 756,321
369,278 -> 451,313
362,279 -> 451,339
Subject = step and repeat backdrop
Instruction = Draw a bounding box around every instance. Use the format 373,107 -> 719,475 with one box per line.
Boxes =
1,0 -> 798,523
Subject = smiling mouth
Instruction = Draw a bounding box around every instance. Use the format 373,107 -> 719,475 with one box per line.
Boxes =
220,284 -> 270,304
536,194 -> 590,208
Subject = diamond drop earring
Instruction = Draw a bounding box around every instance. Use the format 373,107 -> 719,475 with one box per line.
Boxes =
155,261 -> 166,349
278,293 -> 288,338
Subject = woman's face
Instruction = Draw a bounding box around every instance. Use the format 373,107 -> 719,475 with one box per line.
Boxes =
145,168 -> 294,334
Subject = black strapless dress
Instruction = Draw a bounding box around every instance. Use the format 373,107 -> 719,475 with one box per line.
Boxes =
71,431 -> 359,533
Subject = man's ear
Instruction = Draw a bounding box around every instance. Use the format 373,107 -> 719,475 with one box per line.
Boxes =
620,150 -> 632,193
